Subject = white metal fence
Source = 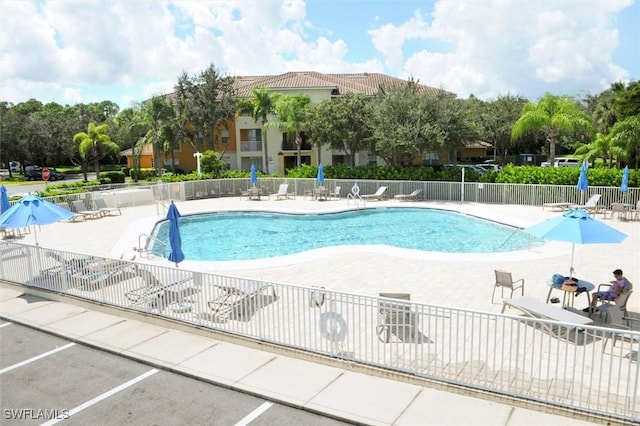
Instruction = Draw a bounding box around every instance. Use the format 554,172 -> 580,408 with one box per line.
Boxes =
1,242 -> 638,423
17,178 -> 637,212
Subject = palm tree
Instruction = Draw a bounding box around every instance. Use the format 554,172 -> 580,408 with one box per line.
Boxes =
574,132 -> 617,168
73,122 -> 119,180
610,115 -> 640,169
238,87 -> 277,174
141,96 -> 174,176
511,93 -> 594,166
268,94 -> 311,167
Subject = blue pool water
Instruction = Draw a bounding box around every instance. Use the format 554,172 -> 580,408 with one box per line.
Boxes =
151,208 -> 542,261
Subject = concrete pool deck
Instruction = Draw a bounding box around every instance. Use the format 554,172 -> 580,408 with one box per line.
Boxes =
1,197 -> 638,425
8,196 -> 639,315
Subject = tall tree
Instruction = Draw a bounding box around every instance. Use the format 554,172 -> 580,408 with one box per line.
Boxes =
238,87 -> 277,173
305,92 -> 373,165
173,64 -> 236,156
73,122 -> 120,180
141,95 -> 175,176
610,115 -> 640,169
574,132 -> 618,168
268,94 -> 311,167
511,93 -> 594,166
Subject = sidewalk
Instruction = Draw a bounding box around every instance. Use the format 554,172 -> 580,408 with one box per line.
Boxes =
0,283 -> 601,426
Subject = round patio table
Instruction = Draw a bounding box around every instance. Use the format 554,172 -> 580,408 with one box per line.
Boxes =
546,279 -> 594,309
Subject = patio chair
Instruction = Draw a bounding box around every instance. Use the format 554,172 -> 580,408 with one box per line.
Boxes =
272,183 -> 292,200
570,194 -> 602,214
492,270 -> 525,303
601,306 -> 640,358
609,203 -> 629,221
92,196 -> 121,216
71,256 -> 136,290
330,186 -> 341,200
596,282 -> 633,320
394,188 -> 423,201
376,293 -> 430,343
71,200 -> 103,219
361,186 -> 387,201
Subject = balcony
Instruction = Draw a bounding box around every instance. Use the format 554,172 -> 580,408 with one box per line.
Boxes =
240,141 -> 263,152
281,141 -> 313,151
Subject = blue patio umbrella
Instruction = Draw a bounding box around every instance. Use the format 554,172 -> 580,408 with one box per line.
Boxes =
317,163 -> 325,186
167,201 -> 185,267
0,185 -> 10,213
577,160 -> 589,204
250,164 -> 258,187
620,165 -> 629,193
0,193 -> 75,245
524,208 -> 627,278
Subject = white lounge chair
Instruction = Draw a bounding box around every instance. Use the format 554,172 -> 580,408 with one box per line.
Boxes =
394,188 -> 422,201
71,200 -> 103,219
542,202 -> 572,211
93,197 -> 122,215
570,194 -> 602,214
272,183 -> 292,200
361,186 -> 388,201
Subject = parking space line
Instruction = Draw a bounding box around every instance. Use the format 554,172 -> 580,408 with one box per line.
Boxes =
41,368 -> 159,426
233,401 -> 274,426
0,322 -> 12,328
0,343 -> 76,375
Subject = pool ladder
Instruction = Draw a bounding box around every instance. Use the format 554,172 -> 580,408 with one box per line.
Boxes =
137,233 -> 169,257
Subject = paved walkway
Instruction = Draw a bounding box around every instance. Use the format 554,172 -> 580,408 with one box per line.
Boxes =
2,196 -> 638,425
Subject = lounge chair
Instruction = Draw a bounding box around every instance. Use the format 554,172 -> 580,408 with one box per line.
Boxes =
92,197 -> 121,216
492,270 -> 525,303
502,296 -> 593,337
361,186 -> 388,201
125,267 -> 196,310
542,202 -> 572,211
570,194 -> 602,214
70,256 -> 136,290
71,200 -> 103,219
55,202 -> 86,221
272,183 -> 292,200
394,188 -> 422,201
206,282 -> 278,322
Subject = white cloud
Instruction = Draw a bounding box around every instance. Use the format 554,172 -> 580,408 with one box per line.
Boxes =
370,0 -> 633,99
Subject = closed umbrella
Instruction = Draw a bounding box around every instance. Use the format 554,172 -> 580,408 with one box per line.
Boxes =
0,186 -> 10,213
524,208 -> 627,278
577,160 -> 589,204
0,194 -> 75,245
317,163 -> 325,186
620,165 -> 629,194
250,164 -> 258,187
167,202 -> 185,266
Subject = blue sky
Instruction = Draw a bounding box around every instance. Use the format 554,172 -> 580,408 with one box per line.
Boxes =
1,0 -> 638,108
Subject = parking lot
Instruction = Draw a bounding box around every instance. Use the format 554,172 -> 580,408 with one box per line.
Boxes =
0,321 -> 350,425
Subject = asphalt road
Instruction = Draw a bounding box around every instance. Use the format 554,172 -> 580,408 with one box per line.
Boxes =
0,321 -> 351,426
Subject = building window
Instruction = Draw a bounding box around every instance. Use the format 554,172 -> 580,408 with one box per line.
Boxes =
422,152 -> 439,165
221,129 -> 229,144
367,154 -> 377,166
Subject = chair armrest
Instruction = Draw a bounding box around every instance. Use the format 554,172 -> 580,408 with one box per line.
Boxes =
597,283 -> 612,292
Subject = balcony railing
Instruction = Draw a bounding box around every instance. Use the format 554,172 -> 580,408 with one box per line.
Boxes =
240,141 -> 263,152
281,141 -> 312,151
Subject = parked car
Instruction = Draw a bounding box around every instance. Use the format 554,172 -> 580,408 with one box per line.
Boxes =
9,161 -> 21,172
24,166 -> 66,181
475,163 -> 502,172
540,157 -> 582,168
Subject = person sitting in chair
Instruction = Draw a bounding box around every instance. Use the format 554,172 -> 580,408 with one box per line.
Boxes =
583,269 -> 632,312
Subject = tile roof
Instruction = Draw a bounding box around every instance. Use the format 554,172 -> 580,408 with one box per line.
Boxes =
233,71 -> 449,98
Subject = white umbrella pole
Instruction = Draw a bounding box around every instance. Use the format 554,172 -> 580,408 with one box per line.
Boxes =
569,243 -> 575,278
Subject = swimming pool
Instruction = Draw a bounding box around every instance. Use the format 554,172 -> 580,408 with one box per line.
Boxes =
151,207 -> 543,261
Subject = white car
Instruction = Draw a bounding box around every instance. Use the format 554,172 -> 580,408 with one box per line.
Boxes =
540,157 -> 582,168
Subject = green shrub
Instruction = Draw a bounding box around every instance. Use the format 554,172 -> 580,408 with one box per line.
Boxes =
98,171 -> 125,184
